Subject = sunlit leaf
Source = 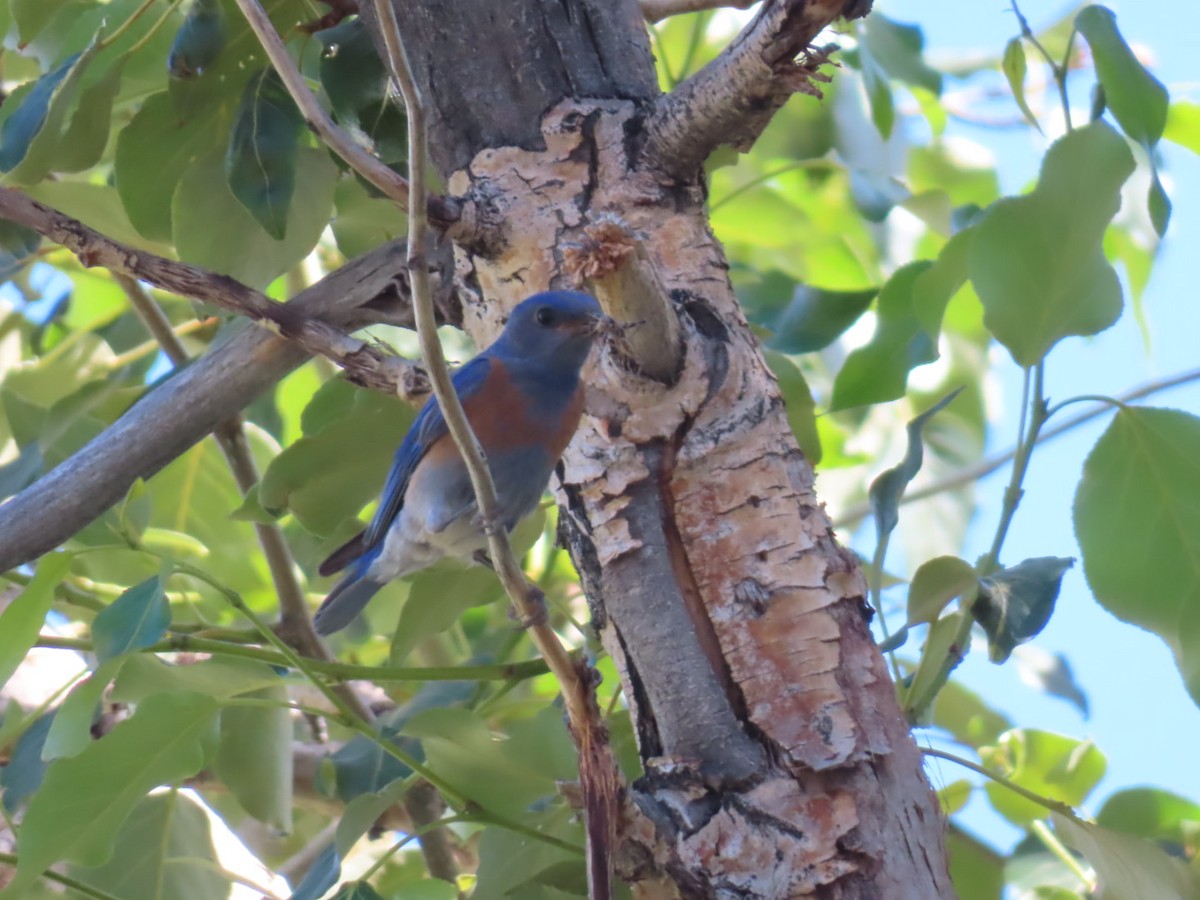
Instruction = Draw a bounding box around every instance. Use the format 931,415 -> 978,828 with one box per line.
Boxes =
907,555 -> 978,626
0,552 -> 70,692
1,691 -> 219,898
1075,6 -> 1168,147
1002,38 -> 1041,132
764,351 -> 821,463
969,122 -> 1134,367
978,729 -> 1105,827
1164,100 -> 1200,155
1096,787 -> 1200,847
1074,407 -> 1200,707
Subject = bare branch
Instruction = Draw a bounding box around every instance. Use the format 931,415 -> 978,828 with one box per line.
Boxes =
371,3 -> 621,895
641,0 -> 757,25
0,186 -> 427,401
638,0 -> 872,179
233,0 -> 468,233
0,238 -> 429,573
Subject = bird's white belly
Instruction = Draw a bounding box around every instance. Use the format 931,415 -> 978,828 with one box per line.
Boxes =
369,499 -> 486,581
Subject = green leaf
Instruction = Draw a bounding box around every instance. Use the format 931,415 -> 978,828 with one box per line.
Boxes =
472,812 -> 582,900
937,779 -> 972,816
946,826 -> 1005,900
0,219 -> 42,279
907,555 -> 978,626
766,285 -> 877,353
215,684 -> 293,831
1074,407 -> 1200,706
859,50 -> 895,139
335,778 -> 410,857
902,610 -> 965,724
391,567 -> 505,663
68,790 -> 229,900
1075,6 -> 1168,147
332,883 -> 388,900
261,384 -> 415,535
969,122 -> 1135,367
115,478 -> 153,546
869,388 -> 964,540
111,654 -> 285,703
1148,166 -> 1171,237
763,351 -> 821,463
972,556 -> 1073,664
831,262 -> 939,410
42,658 -> 127,760
173,147 -> 337,290
862,14 -> 942,96
978,729 -> 1105,827
0,713 -> 54,812
91,575 -> 170,665
1052,813 -> 1199,900
912,227 -> 973,337
1097,787 -> 1200,847
318,17 -> 407,166
0,552 -> 70,692
931,679 -> 1012,747
1002,38 -> 1041,132
0,691 -> 219,898
1164,100 -> 1200,155
331,173 -> 406,259
0,37 -> 100,184
52,62 -> 124,173
226,68 -> 304,239
115,90 -> 223,242
168,0 -> 228,79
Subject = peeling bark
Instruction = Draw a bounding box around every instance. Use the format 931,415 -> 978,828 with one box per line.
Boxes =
364,1 -> 954,896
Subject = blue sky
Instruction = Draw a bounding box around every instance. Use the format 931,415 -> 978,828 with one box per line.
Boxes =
883,0 -> 1200,850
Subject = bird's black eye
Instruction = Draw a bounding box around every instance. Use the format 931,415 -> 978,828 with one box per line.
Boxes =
535,306 -> 555,326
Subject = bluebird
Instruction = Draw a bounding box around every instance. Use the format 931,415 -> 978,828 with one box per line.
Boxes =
313,290 -> 607,636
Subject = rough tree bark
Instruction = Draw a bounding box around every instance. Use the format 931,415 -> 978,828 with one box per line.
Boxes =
354,1 -> 953,897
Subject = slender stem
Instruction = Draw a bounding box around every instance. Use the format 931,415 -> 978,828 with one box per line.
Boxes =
678,9 -> 711,81
709,160 -> 838,211
34,635 -> 549,683
97,0 -> 158,50
372,3 -> 610,890
1044,394 -> 1127,418
1012,1 -> 1074,130
1031,819 -> 1097,891
233,0 -> 412,210
922,748 -> 1075,818
115,274 -> 371,722
358,814 -> 465,881
0,852 -> 124,900
121,0 -> 185,59
835,365 -> 1200,527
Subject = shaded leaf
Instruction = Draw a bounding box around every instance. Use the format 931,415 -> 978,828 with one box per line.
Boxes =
969,122 -> 1135,367
1097,787 -> 1200,848
978,729 -> 1105,827
763,351 -> 821,463
907,555 -> 978,626
391,566 -> 506,663
862,14 -> 942,95
1002,38 -> 1041,132
215,684 -> 293,831
1,691 -> 219,898
1148,166 -> 1171,237
472,810 -> 583,900
1011,645 -> 1090,718
869,387 -> 964,539
1075,6 -> 1168,147
972,556 -> 1073,664
0,553 -> 70,692
831,262 -> 939,410
318,17 -> 407,166
42,658 -> 126,760
68,791 -> 227,900
0,713 -> 54,812
52,62 -> 124,173
91,575 -> 169,665
932,679 -> 1012,747
946,825 -> 1005,900
112,654 -> 285,703
173,147 -> 337,290
332,883 -> 388,900
168,0 -> 228,79
766,285 -> 877,353
0,219 -> 42,280
290,843 -> 340,900
902,611 -> 965,724
1053,813 -> 1199,900
0,38 -> 100,183
226,68 -> 304,239
1073,407 -> 1200,706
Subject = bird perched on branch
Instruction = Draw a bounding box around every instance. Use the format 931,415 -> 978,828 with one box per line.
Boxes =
313,290 -> 608,636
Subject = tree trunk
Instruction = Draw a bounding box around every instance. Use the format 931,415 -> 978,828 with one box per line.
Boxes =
363,1 -> 954,896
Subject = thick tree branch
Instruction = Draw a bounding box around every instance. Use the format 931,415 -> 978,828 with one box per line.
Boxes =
0,187 -> 427,400
638,0 -> 871,179
0,237 -> 435,573
640,0 -> 757,24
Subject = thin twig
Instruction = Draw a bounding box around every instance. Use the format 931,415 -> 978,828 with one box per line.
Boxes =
0,186 -> 428,402
641,0 -> 756,25
233,0 -> 464,231
922,747 -> 1076,818
371,2 -> 620,895
834,365 -> 1200,528
0,851 -> 124,900
114,274 -> 373,723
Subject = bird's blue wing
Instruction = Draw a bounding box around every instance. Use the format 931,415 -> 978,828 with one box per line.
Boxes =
359,355 -> 493,551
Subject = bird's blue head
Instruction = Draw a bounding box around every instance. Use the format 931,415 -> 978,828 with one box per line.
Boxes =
493,291 -> 606,373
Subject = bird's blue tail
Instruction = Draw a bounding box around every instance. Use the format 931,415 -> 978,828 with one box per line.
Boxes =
313,570 -> 385,636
